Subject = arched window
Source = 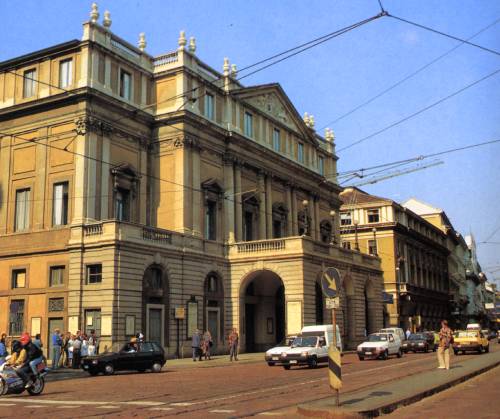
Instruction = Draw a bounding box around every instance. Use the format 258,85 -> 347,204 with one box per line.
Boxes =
242,193 -> 259,241
201,179 -> 223,241
142,265 -> 169,346
272,203 -> 288,238
111,163 -> 139,222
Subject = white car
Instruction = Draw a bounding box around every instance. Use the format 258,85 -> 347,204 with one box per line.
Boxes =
280,335 -> 328,369
357,333 -> 403,360
264,336 -> 296,366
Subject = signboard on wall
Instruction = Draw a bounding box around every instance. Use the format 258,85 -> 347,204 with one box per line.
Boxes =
68,316 -> 79,334
286,301 -> 302,335
101,315 -> 112,336
175,307 -> 186,319
31,317 -> 41,336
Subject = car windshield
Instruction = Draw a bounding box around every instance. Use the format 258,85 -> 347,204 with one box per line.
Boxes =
292,337 -> 318,347
279,337 -> 295,346
409,334 -> 425,340
367,334 -> 387,342
456,331 -> 478,338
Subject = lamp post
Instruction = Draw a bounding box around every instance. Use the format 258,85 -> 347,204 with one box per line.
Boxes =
353,219 -> 360,251
329,209 -> 336,245
302,199 -> 309,236
372,227 -> 377,255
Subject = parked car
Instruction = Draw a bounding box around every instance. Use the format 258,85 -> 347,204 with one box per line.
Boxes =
379,327 -> 405,343
357,332 -> 403,360
402,333 -> 434,353
265,336 -> 296,366
280,335 -> 328,369
81,341 -> 165,375
453,330 -> 489,355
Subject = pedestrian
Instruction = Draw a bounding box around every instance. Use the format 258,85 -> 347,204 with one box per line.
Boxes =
67,334 -> 74,367
202,330 -> 213,360
405,328 -> 411,340
228,328 -> 239,362
0,334 -> 7,363
88,329 -> 98,356
61,332 -> 70,367
72,332 -> 82,369
136,332 -> 144,343
81,334 -> 89,358
191,329 -> 201,362
437,320 -> 453,370
51,328 -> 63,370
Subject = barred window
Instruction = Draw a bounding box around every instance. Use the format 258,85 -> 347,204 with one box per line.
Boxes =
9,300 -> 24,336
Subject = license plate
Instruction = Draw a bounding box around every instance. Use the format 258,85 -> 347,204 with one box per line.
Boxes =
365,351 -> 372,355
289,360 -> 297,364
272,356 -> 279,361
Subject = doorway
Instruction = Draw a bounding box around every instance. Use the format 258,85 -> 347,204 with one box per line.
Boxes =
47,317 -> 64,360
146,304 -> 164,345
206,307 -> 220,351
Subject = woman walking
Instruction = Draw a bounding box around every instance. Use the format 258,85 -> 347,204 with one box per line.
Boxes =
202,331 -> 213,360
437,320 -> 453,370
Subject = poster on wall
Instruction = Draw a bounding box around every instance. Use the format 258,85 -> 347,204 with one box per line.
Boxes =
101,315 -> 112,336
68,316 -> 79,334
31,317 -> 41,336
187,301 -> 198,338
286,301 -> 302,335
125,315 -> 135,336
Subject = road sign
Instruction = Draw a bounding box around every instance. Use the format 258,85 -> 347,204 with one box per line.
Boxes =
325,297 -> 340,310
321,267 -> 342,299
328,345 -> 342,390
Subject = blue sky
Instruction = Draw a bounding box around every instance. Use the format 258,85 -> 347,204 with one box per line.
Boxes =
1,0 -> 499,282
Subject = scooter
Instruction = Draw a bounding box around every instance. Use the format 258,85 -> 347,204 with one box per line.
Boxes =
0,358 -> 48,396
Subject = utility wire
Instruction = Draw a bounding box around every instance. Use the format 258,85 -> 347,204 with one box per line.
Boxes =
320,16 -> 500,129
337,67 -> 500,153
388,13 -> 500,57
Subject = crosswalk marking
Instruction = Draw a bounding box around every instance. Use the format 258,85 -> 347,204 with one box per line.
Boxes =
170,402 -> 195,406
0,404 -> 16,407
149,407 -> 174,411
209,409 -> 236,413
58,406 -> 81,409
97,405 -> 120,409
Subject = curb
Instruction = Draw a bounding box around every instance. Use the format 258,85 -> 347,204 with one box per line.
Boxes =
297,358 -> 500,418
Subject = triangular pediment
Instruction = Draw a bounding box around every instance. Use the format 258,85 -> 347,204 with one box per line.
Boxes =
232,83 -> 318,145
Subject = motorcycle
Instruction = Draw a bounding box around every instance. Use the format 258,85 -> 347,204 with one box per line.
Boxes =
0,359 -> 47,396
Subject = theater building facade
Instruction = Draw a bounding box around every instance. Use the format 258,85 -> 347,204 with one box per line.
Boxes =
0,5 -> 383,356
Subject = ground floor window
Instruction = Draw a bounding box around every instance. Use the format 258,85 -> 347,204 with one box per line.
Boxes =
9,300 -> 25,336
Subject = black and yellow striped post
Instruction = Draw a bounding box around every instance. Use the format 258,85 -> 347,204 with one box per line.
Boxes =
329,308 -> 341,406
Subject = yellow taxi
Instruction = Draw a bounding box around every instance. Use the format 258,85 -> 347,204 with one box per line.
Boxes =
452,330 -> 489,355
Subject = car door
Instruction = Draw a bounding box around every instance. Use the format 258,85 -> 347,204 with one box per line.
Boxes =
116,345 -> 139,371
388,334 -> 396,354
136,342 -> 155,369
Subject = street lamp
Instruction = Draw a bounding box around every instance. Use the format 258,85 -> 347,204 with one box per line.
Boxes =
329,209 -> 336,245
353,219 -> 360,251
372,227 -> 377,255
302,199 -> 309,236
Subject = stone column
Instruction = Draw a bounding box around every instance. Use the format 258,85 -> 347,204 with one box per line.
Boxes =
285,184 -> 293,236
265,174 -> 273,239
100,135 -> 110,220
367,300 -> 378,334
347,296 -> 356,349
223,157 -> 235,243
291,187 -> 298,236
192,145 -> 201,236
234,163 -> 243,241
258,172 -> 266,240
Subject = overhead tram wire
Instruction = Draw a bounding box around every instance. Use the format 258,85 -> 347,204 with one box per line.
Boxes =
336,68 -> 500,153
387,13 -> 500,58
319,16 -> 500,129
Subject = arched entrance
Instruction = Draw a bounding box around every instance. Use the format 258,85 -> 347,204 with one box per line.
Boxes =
241,270 -> 285,352
364,278 -> 377,335
342,275 -> 356,349
142,264 -> 169,346
204,272 -> 224,351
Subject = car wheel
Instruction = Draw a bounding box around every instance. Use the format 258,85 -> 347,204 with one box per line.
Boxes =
283,365 -> 291,370
103,363 -> 115,375
477,347 -> 483,354
397,349 -> 403,358
308,357 -> 318,369
358,356 -> 364,361
485,345 -> 489,353
267,362 -> 275,367
381,350 -> 389,360
151,362 -> 162,373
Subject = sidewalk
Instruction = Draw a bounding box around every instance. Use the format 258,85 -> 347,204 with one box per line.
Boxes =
298,350 -> 500,418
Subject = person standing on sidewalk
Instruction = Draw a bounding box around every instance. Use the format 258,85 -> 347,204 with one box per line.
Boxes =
51,329 -> 63,370
228,328 -> 239,362
202,330 -> 213,360
72,332 -> 82,369
437,320 -> 453,370
192,329 -> 202,362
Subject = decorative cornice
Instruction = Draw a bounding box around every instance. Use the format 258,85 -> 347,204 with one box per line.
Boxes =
75,116 -> 113,136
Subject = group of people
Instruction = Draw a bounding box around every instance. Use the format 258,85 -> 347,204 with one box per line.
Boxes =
191,328 -> 240,362
52,329 -> 100,369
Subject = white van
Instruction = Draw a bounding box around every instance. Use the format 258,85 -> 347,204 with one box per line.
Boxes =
380,327 -> 405,342
300,325 -> 342,352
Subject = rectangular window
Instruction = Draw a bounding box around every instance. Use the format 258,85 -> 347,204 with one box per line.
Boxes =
59,59 -> 73,88
340,211 -> 352,226
318,156 -> 325,175
273,128 -> 281,152
15,188 -> 30,232
368,239 -> 378,255
205,93 -> 214,120
48,298 -> 64,312
23,69 -> 37,98
204,200 -> 217,241
52,182 -> 69,226
115,188 -> 130,221
298,142 -> 304,163
367,208 -> 380,223
86,264 -> 102,284
9,300 -> 25,336
119,70 -> 132,100
12,269 -> 26,289
244,112 -> 253,137
49,266 -> 65,287
342,241 -> 351,250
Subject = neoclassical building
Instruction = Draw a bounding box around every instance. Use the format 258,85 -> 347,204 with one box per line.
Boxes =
0,4 -> 383,356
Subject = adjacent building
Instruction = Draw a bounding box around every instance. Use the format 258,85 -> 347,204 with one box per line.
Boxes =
339,188 -> 450,332
0,4 -> 384,356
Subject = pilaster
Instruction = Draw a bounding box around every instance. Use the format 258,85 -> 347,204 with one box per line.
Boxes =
265,174 -> 272,239
234,162 -> 243,241
223,157 -> 235,243
258,172 -> 266,239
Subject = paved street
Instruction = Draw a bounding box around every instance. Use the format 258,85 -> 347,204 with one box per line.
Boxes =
0,342 -> 497,418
